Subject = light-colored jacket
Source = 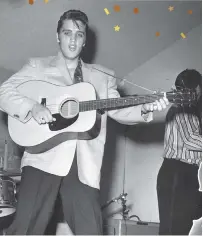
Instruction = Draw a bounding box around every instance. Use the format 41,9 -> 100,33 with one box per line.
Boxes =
0,52 -> 153,189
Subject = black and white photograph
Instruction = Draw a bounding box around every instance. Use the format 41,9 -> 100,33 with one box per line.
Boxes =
0,0 -> 202,235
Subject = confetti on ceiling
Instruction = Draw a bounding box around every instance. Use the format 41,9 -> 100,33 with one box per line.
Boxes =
155,32 -> 160,37
133,8 -> 139,14
180,32 -> 186,39
104,8 -> 110,15
168,6 -> 174,12
188,10 -> 193,15
29,0 -> 34,5
114,5 -> 121,12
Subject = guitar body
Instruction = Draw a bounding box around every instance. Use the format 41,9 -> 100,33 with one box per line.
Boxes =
8,81 -> 97,148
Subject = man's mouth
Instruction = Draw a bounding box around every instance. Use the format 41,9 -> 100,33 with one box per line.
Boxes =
69,45 -> 76,51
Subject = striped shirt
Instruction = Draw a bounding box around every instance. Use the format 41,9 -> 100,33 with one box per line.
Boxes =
163,105 -> 202,166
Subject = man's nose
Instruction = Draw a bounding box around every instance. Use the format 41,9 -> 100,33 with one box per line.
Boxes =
70,34 -> 77,43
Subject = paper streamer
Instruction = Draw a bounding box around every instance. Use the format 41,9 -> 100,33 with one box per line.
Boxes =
180,32 -> 186,39
104,8 -> 110,15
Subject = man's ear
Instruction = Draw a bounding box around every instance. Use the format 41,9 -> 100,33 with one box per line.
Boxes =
56,33 -> 60,43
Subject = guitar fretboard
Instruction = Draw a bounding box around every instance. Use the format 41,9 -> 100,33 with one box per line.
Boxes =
79,94 -> 164,112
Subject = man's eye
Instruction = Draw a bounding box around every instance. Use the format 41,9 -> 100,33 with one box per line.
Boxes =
64,32 -> 71,35
77,33 -> 84,37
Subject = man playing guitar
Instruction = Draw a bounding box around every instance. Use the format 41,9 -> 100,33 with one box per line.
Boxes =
0,10 -> 169,235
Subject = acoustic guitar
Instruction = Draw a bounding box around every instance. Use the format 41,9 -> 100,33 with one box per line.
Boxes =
8,80 -> 197,153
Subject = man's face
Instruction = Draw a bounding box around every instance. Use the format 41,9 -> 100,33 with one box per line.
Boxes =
57,19 -> 86,60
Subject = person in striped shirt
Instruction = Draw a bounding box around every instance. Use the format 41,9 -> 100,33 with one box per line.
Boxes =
156,69 -> 202,235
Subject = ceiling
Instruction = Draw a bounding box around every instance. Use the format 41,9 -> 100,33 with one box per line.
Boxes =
0,0 -> 201,77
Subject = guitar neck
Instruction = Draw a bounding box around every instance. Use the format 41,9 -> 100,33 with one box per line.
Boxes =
79,94 -> 164,112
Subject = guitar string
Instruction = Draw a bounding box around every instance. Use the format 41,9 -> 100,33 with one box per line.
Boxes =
46,93 -> 189,109
92,67 -> 156,93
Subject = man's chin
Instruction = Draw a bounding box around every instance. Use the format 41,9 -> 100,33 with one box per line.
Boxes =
66,54 -> 80,60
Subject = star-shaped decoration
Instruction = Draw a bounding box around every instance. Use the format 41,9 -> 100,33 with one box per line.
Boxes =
155,31 -> 160,37
133,8 -> 139,14
188,10 -> 193,15
114,5 -> 121,12
114,25 -> 120,32
168,6 -> 174,12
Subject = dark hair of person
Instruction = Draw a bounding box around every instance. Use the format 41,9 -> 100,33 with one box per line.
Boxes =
57,10 -> 89,34
175,69 -> 202,134
175,69 -> 202,90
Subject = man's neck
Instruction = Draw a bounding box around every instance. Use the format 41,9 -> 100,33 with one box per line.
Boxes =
65,58 -> 79,70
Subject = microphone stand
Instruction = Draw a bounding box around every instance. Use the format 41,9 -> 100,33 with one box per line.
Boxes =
101,193 -> 128,211
120,193 -> 129,220
102,192 -> 142,222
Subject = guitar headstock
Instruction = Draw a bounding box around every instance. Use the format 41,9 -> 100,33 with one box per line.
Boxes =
166,88 -> 197,106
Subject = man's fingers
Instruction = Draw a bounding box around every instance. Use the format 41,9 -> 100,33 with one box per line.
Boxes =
41,117 -> 47,124
159,98 -> 167,109
35,115 -> 48,125
45,110 -> 54,123
32,104 -> 54,124
155,100 -> 162,111
150,103 -> 154,111
36,111 -> 54,124
163,96 -> 169,105
49,115 -> 55,122
152,102 -> 158,111
43,115 -> 50,123
34,117 -> 43,125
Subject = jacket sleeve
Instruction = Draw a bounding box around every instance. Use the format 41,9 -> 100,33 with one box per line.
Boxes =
0,59 -> 39,123
107,72 -> 153,125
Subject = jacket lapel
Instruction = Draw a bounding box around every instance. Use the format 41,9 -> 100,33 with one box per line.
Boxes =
50,52 -> 93,86
81,60 -> 92,84
49,51 -> 73,85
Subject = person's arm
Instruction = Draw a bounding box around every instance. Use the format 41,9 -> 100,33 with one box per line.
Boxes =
175,112 -> 202,151
107,73 -> 153,125
0,59 -> 39,123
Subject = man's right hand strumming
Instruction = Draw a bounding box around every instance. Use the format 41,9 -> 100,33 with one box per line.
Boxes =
31,103 -> 55,124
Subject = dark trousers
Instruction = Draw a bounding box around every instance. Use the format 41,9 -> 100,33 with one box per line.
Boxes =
6,156 -> 103,235
157,158 -> 202,235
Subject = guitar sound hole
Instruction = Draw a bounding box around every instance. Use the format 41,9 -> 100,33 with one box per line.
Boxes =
60,99 -> 78,118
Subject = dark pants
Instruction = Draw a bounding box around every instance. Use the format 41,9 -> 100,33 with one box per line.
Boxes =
157,158 -> 202,235
6,156 -> 103,235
